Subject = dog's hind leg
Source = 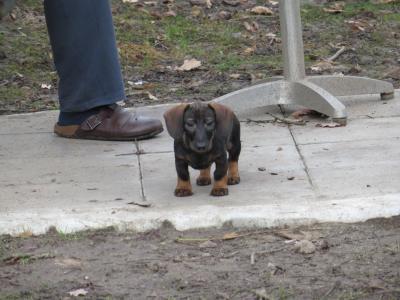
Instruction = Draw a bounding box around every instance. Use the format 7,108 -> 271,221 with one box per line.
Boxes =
197,167 -> 212,186
228,116 -> 241,185
175,158 -> 193,197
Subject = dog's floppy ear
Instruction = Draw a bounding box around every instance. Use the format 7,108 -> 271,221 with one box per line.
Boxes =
163,104 -> 189,139
208,102 -> 234,139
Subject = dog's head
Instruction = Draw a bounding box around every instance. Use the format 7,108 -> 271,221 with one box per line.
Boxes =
164,101 -> 234,154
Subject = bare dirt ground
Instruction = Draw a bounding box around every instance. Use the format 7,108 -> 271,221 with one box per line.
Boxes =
1,217 -> 400,299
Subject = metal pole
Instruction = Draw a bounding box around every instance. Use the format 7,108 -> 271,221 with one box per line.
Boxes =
280,0 -> 306,81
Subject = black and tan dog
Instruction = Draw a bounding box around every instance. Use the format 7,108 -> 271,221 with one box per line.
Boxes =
164,101 -> 241,197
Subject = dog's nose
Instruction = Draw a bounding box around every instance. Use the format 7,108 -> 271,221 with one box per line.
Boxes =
196,142 -> 207,151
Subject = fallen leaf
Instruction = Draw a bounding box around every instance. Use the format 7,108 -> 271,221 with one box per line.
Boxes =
243,21 -> 259,32
229,73 -> 241,79
191,6 -> 203,17
176,59 -> 202,71
163,10 -> 177,17
54,257 -> 82,269
275,229 -> 313,241
222,232 -> 240,240
345,20 -> 370,32
310,61 -> 335,72
316,122 -> 343,128
384,67 -> 400,80
258,167 -> 266,171
40,83 -> 52,89
267,0 -> 279,6
205,0 -> 212,8
323,3 -> 344,14
253,288 -> 269,299
222,0 -> 240,6
68,288 -> 88,297
199,240 -> 218,248
17,230 -> 33,238
291,109 -> 314,119
243,45 -> 256,55
216,10 -> 232,20
250,6 -> 273,15
294,240 -> 316,254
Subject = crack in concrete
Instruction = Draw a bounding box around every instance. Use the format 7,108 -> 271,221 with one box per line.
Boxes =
134,140 -> 147,202
279,105 -> 316,192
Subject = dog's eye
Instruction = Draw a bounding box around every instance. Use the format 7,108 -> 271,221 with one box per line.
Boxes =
185,119 -> 195,127
205,119 -> 214,126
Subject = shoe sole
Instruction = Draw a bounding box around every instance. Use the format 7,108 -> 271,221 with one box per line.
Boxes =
54,124 -> 163,141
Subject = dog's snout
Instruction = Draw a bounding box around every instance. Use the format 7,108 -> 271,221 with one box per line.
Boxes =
196,142 -> 207,151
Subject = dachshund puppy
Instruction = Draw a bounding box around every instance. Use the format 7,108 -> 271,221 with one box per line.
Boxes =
164,101 -> 241,197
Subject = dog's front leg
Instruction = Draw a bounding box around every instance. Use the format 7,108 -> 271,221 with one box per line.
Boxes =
174,157 -> 193,197
211,155 -> 228,196
197,167 -> 211,186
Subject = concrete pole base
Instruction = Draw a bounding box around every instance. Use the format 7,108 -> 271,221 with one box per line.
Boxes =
213,75 -> 394,123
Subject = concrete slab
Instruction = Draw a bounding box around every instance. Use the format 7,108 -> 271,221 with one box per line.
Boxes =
1,91 -> 400,235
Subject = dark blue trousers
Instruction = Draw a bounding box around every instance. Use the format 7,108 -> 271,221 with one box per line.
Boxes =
44,0 -> 125,113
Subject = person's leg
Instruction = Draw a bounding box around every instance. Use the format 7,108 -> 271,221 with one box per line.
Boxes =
44,0 -> 124,124
44,0 -> 163,140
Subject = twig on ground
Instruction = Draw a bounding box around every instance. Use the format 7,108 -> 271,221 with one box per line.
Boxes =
127,201 -> 152,208
323,280 -> 341,297
250,252 -> 256,265
2,253 -> 55,265
266,113 -> 307,125
327,46 -> 346,62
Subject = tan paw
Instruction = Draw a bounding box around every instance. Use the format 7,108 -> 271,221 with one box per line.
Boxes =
196,177 -> 212,186
228,176 -> 240,185
175,188 -> 193,197
211,187 -> 229,197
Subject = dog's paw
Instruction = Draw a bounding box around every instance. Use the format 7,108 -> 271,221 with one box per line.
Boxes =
196,177 -> 212,186
228,176 -> 240,185
211,187 -> 229,197
174,188 -> 193,197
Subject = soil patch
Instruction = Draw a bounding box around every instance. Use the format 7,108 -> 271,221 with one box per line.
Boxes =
1,217 -> 400,299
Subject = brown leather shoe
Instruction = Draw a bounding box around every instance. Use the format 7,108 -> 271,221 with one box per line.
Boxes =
54,105 -> 163,141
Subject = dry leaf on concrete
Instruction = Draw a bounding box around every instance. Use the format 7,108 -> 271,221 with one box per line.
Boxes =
176,59 -> 202,71
316,122 -> 343,128
291,109 -> 315,119
250,6 -> 274,15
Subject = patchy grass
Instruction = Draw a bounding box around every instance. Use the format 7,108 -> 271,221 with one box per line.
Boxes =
0,0 -> 399,114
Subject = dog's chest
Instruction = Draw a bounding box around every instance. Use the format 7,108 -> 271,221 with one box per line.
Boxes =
186,153 -> 215,170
